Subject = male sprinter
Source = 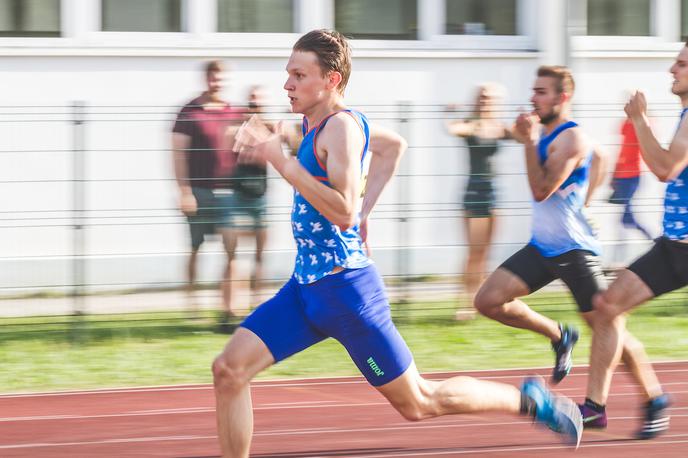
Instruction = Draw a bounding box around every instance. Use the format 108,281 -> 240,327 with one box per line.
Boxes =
473,66 -> 667,434
584,44 -> 688,440
211,31 -> 582,457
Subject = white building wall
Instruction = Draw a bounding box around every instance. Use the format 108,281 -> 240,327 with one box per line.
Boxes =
0,0 -> 683,295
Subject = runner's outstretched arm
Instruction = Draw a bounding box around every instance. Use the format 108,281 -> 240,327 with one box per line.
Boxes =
627,91 -> 688,181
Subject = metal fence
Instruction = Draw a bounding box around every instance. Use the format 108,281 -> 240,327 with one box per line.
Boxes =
0,102 -> 682,322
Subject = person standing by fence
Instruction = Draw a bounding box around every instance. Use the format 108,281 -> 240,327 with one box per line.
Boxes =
446,83 -> 511,320
172,60 -> 244,320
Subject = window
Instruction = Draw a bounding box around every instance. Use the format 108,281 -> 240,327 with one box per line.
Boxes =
0,0 -> 60,37
445,0 -> 516,35
335,0 -> 417,40
571,0 -> 651,36
218,0 -> 294,33
102,0 -> 181,32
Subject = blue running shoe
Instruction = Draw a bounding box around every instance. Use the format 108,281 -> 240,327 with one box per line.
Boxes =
636,394 -> 671,440
521,376 -> 583,448
551,324 -> 579,384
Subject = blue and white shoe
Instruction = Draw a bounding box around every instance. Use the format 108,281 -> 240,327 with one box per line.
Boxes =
551,324 -> 579,384
636,394 -> 671,440
521,376 -> 583,448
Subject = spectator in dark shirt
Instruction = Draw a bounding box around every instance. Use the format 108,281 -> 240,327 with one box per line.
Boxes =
172,60 -> 244,321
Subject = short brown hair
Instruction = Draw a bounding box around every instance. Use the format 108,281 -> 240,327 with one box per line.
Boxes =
537,65 -> 575,95
293,29 -> 352,94
204,59 -> 224,76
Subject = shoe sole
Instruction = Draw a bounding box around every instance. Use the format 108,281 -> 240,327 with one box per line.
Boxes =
554,397 -> 584,449
636,415 -> 670,440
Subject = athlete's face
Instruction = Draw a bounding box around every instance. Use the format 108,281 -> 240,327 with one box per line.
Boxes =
284,51 -> 332,114
530,76 -> 565,124
670,47 -> 688,97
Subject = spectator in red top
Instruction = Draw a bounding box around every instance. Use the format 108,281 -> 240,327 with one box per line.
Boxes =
172,60 -> 245,321
609,116 -> 652,241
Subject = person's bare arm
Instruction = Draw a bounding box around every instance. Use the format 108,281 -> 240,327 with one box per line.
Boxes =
172,132 -> 196,215
514,113 -> 587,202
585,143 -> 608,207
359,124 -> 407,241
627,91 -> 688,181
446,119 -> 477,137
236,113 -> 364,230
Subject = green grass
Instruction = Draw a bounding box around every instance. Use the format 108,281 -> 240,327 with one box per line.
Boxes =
1,290 -> 687,393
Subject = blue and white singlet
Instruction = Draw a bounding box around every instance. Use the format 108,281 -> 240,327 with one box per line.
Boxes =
530,121 -> 601,257
663,108 -> 688,240
291,109 -> 372,284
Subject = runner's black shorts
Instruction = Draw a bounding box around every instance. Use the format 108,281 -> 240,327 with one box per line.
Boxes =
628,236 -> 688,297
499,244 -> 606,313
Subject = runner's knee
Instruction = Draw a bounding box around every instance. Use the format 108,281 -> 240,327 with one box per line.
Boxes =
390,398 -> 435,422
387,385 -> 439,422
591,292 -> 619,322
212,353 -> 251,393
473,288 -> 504,317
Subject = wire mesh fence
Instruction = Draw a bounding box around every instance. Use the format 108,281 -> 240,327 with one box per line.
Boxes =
0,101 -> 685,330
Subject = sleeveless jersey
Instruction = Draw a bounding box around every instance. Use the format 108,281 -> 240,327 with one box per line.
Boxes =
663,108 -> 688,240
530,121 -> 601,257
291,109 -> 372,284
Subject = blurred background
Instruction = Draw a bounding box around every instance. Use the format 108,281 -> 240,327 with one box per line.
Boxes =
0,0 -> 687,391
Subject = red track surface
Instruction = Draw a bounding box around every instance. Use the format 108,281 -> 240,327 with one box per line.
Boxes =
0,362 -> 685,457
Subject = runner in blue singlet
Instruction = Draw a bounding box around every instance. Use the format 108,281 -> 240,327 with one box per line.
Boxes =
588,44 -> 688,440
210,31 -> 583,458
474,65 -> 667,440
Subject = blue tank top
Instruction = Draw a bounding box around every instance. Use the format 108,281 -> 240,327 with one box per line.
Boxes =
529,121 -> 601,257
663,108 -> 688,240
291,109 -> 372,284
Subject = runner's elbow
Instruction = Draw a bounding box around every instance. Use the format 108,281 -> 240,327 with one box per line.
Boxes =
332,212 -> 357,232
656,166 -> 676,183
532,189 -> 550,202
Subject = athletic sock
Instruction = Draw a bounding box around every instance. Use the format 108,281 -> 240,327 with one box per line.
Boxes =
521,391 -> 537,418
584,398 -> 605,413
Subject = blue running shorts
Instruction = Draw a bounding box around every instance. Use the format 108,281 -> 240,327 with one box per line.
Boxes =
240,264 -> 413,386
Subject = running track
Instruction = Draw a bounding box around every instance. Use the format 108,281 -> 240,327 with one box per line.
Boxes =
0,362 -> 685,457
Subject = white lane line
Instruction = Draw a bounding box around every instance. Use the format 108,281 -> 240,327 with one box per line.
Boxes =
2,414 -> 687,448
1,430 -> 687,453
0,403 -> 383,422
0,390 -> 686,423
125,400 -> 337,415
1,361 -> 686,398
0,435 -> 216,450
255,414 -> 688,436
353,438 -> 688,457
